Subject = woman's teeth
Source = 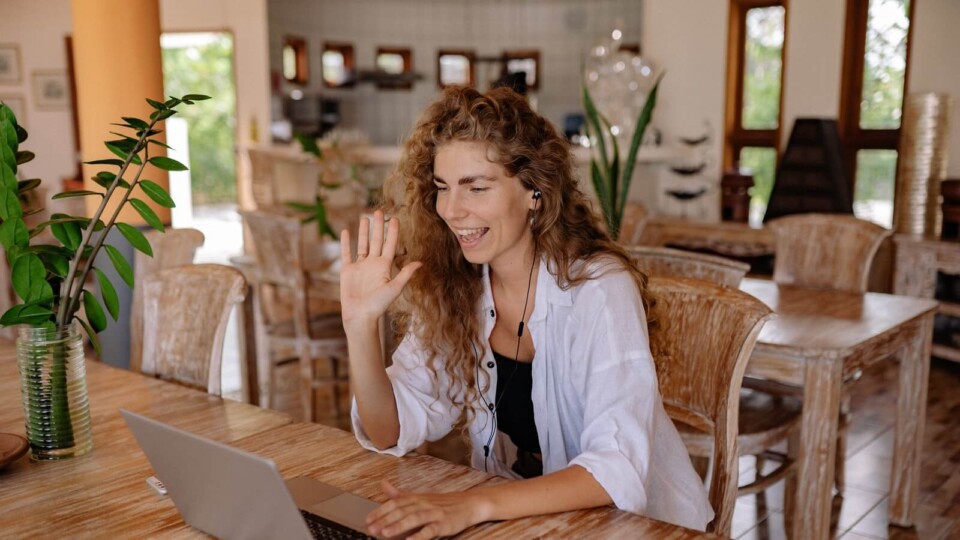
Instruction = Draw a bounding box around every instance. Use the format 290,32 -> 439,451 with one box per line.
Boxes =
457,228 -> 487,242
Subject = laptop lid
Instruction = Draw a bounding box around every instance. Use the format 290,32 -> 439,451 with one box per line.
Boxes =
121,409 -> 312,540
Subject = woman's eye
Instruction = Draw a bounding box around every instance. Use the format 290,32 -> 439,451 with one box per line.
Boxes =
434,185 -> 448,192
470,187 -> 488,193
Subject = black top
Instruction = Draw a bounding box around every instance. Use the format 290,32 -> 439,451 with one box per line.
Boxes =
492,350 -> 541,454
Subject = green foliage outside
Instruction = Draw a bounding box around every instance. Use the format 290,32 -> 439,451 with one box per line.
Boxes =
742,6 -> 784,131
161,35 -> 236,205
860,0 -> 910,130
740,147 -> 777,214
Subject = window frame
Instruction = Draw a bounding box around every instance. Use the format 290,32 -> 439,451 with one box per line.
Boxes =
837,0 -> 916,196
502,49 -> 541,91
375,46 -> 413,90
282,36 -> 309,85
436,49 -> 476,89
321,42 -> 355,88
723,0 -> 788,171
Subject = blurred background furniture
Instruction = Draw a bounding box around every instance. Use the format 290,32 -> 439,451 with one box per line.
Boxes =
238,209 -> 348,423
130,228 -> 205,373
647,275 -> 773,536
139,264 -> 246,396
629,245 -> 749,288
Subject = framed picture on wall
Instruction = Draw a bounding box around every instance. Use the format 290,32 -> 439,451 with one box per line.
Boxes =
0,45 -> 23,84
32,70 -> 71,110
0,94 -> 26,126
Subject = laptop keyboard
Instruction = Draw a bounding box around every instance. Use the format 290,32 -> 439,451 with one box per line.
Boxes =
300,509 -> 376,540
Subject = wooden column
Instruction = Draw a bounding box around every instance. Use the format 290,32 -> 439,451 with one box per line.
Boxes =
71,0 -> 170,225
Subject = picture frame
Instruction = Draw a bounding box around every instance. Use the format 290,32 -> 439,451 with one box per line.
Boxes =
32,70 -> 70,110
0,44 -> 23,84
0,94 -> 26,126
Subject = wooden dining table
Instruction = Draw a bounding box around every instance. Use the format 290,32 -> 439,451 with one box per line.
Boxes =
0,340 -> 715,538
740,278 -> 938,540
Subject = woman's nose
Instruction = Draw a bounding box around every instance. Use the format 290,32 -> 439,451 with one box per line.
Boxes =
438,191 -> 467,221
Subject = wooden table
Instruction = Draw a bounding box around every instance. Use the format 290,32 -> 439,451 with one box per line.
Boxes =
0,341 -> 714,538
740,278 -> 938,540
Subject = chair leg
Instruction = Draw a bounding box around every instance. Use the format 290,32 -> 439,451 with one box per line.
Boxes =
835,395 -> 851,496
783,429 -> 800,537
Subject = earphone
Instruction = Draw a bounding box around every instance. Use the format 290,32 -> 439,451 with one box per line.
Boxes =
474,188 -> 542,471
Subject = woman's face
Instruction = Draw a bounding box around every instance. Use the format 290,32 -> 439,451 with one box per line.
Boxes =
433,141 -> 536,269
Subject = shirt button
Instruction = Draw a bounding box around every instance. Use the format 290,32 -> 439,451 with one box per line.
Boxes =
487,361 -> 495,369
490,309 -> 495,317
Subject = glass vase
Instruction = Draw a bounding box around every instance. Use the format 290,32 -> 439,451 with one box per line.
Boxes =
16,322 -> 93,460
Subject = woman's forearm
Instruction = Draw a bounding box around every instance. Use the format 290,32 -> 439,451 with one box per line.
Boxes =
345,318 -> 400,449
470,465 -> 613,523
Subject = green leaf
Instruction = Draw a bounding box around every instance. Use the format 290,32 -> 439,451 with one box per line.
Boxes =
146,98 -> 167,110
11,253 -> 54,303
618,74 -> 663,223
0,217 -> 29,251
148,156 -> 188,171
50,220 -> 82,250
91,172 -> 131,190
581,82 -> 611,179
294,133 -> 322,158
104,140 -> 142,165
52,190 -> 104,200
93,268 -> 120,321
122,116 -> 149,129
82,289 -> 107,332
39,251 -> 69,278
14,124 -> 27,144
0,302 -> 54,327
129,198 -> 164,232
104,244 -> 134,288
15,150 -> 34,165
0,189 -> 19,221
151,109 -> 176,122
181,94 -> 211,101
84,158 -> 125,167
117,222 -> 153,257
76,317 -> 102,357
146,139 -> 173,150
18,178 -> 41,193
138,179 -> 175,208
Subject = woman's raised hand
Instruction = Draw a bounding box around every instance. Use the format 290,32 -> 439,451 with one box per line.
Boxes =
339,210 -> 421,329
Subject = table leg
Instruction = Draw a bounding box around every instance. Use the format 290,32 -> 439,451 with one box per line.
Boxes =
789,354 -> 843,540
238,283 -> 261,407
889,314 -> 933,527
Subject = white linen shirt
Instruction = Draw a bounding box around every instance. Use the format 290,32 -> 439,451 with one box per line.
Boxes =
351,259 -> 714,531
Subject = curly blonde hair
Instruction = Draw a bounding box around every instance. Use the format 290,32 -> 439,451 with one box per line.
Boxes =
382,85 -> 650,415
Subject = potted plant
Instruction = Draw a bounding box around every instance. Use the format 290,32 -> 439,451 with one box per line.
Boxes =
0,93 -> 208,460
582,74 -> 663,240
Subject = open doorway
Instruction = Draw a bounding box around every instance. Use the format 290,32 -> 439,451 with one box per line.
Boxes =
160,31 -> 242,264
160,31 -> 245,397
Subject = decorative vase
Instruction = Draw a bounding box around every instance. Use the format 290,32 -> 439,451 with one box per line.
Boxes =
16,322 -> 93,460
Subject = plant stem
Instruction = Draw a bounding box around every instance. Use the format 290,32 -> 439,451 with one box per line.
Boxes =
56,122 -> 157,326
65,145 -> 152,320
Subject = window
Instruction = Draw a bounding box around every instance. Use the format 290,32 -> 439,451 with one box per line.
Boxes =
437,49 -> 475,88
503,50 -> 540,90
724,1 -> 787,224
840,0 -> 914,228
375,47 -> 413,90
322,42 -> 354,88
282,36 -> 308,85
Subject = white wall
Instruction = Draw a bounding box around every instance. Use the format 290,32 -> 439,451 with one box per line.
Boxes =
267,0 -> 644,144
908,0 -> 960,178
0,0 -> 75,201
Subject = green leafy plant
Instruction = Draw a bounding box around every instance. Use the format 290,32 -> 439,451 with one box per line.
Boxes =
288,133 -> 338,240
0,94 -> 209,350
582,74 -> 663,240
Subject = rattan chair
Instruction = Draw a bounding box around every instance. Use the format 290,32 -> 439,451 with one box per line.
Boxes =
647,276 -> 773,536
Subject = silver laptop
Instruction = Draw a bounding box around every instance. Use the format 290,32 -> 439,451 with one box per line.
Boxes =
121,409 -> 379,540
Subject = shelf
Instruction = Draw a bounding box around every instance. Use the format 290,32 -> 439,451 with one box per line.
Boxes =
932,343 -> 960,363
939,301 -> 960,318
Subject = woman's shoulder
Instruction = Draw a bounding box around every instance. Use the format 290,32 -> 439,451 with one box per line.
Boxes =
566,255 -> 638,290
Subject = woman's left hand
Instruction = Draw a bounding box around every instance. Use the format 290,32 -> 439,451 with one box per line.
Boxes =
365,480 -> 491,540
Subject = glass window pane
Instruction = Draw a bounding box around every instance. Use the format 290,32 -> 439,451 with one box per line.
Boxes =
853,149 -> 897,227
739,146 -> 777,226
507,58 -> 537,86
860,0 -> 910,129
439,54 -> 470,86
742,6 -> 785,130
322,50 -> 346,86
377,53 -> 405,74
282,45 -> 297,81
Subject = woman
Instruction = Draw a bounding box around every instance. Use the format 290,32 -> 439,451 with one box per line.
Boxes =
339,86 -> 712,539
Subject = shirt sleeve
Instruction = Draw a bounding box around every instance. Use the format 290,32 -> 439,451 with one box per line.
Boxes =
566,269 -> 712,530
351,332 -> 460,456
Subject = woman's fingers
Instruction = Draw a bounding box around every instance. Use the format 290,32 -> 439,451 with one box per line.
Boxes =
369,210 -> 385,257
381,216 -> 400,261
340,228 -> 351,263
357,214 -> 370,260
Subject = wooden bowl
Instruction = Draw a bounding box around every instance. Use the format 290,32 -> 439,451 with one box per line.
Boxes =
0,433 -> 29,469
